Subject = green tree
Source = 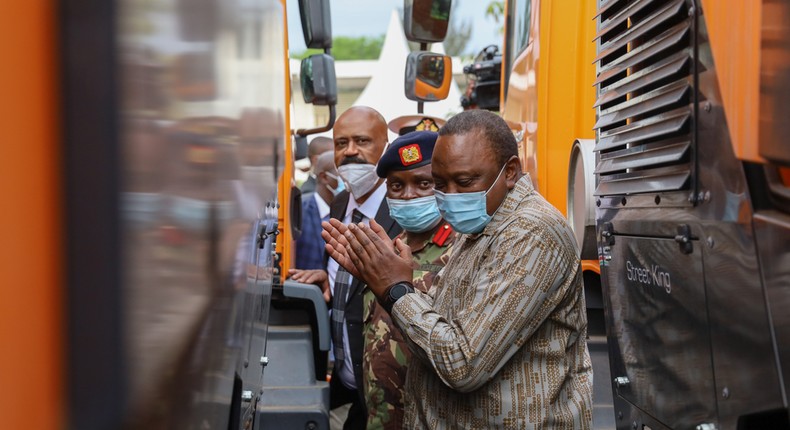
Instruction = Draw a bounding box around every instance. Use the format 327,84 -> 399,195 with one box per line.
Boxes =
291,35 -> 385,60
443,12 -> 472,56
486,0 -> 505,35
333,35 -> 385,60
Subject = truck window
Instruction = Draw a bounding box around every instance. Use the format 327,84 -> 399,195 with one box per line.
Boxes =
507,0 -> 531,65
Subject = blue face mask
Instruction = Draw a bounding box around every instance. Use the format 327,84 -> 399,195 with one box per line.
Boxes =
387,195 -> 442,233
434,164 -> 507,234
325,172 -> 346,196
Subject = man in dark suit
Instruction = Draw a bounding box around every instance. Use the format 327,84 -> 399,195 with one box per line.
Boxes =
300,136 -> 334,195
290,106 -> 401,430
295,151 -> 343,272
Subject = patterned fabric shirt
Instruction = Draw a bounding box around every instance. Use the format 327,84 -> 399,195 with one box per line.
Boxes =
362,222 -> 456,430
391,175 -> 594,429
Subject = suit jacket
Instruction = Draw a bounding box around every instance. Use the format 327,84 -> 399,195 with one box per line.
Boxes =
300,175 -> 317,195
329,189 -> 402,398
294,193 -> 326,270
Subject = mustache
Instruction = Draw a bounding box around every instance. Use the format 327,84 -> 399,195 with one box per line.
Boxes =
339,156 -> 369,166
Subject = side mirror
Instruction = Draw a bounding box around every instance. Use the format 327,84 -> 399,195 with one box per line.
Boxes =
405,51 -> 452,102
300,54 -> 337,106
403,0 -> 452,43
299,0 -> 332,49
296,54 -> 337,137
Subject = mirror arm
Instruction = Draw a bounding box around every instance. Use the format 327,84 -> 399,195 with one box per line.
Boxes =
416,44 -> 428,114
295,104 -> 336,137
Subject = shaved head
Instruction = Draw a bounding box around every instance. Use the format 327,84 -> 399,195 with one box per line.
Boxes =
309,136 -> 333,158
339,106 -> 387,127
314,150 -> 336,175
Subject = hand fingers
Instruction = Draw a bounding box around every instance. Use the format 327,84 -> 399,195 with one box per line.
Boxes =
325,237 -> 350,265
302,272 -> 323,284
345,223 -> 372,263
369,219 -> 391,243
321,279 -> 331,302
359,222 -> 394,255
327,243 -> 363,279
327,218 -> 349,235
325,243 -> 350,270
337,226 -> 369,277
348,223 -> 374,248
394,237 -> 413,261
321,229 -> 346,254
322,221 -> 350,248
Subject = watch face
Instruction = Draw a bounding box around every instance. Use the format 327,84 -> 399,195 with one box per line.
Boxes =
390,283 -> 409,300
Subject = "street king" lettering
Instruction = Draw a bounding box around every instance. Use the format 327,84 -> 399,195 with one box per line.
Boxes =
626,260 -> 671,294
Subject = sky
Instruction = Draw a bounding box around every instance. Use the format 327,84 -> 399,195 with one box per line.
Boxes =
285,0 -> 502,57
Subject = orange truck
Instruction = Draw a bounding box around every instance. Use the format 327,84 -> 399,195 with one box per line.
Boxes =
481,0 -> 790,428
2,0 -> 336,428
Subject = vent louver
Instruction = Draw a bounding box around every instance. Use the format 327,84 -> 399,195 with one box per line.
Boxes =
593,0 -> 695,196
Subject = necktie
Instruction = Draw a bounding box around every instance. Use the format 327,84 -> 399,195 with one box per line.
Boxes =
331,209 -> 364,369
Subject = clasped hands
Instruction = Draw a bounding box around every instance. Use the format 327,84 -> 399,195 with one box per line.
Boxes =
321,218 -> 414,300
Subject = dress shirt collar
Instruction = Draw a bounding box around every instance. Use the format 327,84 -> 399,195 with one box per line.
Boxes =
345,180 -> 387,222
314,192 -> 331,220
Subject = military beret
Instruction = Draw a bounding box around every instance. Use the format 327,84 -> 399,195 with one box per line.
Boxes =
376,130 -> 438,178
387,115 -> 446,136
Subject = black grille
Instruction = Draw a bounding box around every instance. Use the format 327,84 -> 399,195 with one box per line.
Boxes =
593,0 -> 694,196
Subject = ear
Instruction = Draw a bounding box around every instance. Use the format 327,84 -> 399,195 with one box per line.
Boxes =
504,155 -> 521,189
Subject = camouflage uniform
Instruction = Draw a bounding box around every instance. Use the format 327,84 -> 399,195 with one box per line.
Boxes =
362,221 -> 456,430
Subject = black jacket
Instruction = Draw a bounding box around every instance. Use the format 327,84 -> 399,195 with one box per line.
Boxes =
300,175 -> 317,195
328,189 -> 402,398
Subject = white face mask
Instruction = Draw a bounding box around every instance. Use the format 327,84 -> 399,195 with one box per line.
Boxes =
337,163 -> 379,199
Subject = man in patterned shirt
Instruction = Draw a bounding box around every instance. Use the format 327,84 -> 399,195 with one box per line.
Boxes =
323,110 -> 594,429
363,130 -> 456,430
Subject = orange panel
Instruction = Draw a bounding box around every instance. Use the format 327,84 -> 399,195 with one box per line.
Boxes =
0,1 -> 63,429
278,0 -> 296,274
535,0 -> 597,215
581,259 -> 600,275
781,167 -> 790,186
502,0 -> 540,194
700,0 -> 763,163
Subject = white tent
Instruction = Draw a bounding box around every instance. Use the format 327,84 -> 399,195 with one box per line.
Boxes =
353,10 -> 463,125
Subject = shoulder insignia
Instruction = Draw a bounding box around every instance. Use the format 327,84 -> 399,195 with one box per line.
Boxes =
432,222 -> 454,246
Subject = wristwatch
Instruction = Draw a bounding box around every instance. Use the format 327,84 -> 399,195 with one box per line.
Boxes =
381,281 -> 415,313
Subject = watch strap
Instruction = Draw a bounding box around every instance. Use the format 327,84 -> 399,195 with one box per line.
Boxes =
380,281 -> 415,313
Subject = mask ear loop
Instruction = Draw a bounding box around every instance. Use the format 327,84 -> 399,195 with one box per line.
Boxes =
485,163 -> 509,196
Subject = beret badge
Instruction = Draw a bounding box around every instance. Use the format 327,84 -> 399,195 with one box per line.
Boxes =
414,118 -> 439,132
399,144 -> 423,166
